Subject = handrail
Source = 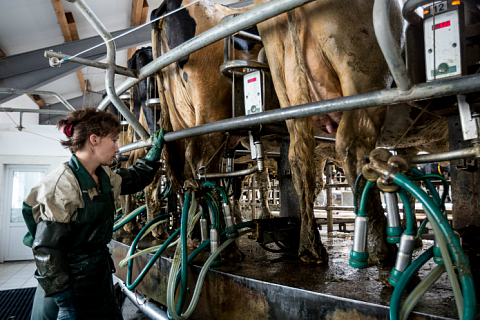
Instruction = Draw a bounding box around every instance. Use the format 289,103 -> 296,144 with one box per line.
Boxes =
66,0 -> 150,142
0,88 -> 75,111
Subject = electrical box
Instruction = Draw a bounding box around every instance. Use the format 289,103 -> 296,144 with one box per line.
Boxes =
243,70 -> 264,115
424,2 -> 463,81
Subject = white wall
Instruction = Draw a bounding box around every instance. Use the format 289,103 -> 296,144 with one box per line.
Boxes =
0,123 -> 71,262
0,95 -> 39,125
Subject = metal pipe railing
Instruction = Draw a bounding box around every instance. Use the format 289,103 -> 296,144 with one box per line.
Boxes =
373,0 -> 411,92
198,164 -> 259,179
163,74 -> 480,142
115,276 -> 169,320
44,51 -> 138,78
66,0 -> 150,142
409,144 -> 480,164
0,88 -> 75,111
0,108 -> 71,115
97,0 -> 316,111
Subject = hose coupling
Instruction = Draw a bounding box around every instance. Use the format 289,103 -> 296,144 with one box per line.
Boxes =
363,149 -> 410,187
224,149 -> 235,173
210,228 -> 220,253
389,233 -> 416,286
222,203 -> 239,238
384,192 -> 403,244
200,218 -> 209,243
349,216 -> 369,269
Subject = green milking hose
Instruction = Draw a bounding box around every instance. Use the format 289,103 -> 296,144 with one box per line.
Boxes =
357,180 -> 375,217
125,213 -> 175,290
205,192 -> 220,229
389,247 -> 433,320
202,181 -> 228,203
397,189 -> 415,236
176,191 -> 194,315
113,204 -> 147,231
393,173 -> 476,320
399,263 -> 446,320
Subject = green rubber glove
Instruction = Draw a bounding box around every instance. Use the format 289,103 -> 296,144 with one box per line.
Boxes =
145,128 -> 165,162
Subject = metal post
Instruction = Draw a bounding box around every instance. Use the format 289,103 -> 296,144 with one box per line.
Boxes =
66,0 -> 150,142
373,0 -> 411,92
44,50 -> 138,78
326,164 -> 333,232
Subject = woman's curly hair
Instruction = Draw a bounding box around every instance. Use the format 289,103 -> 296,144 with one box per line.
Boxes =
57,108 -> 121,154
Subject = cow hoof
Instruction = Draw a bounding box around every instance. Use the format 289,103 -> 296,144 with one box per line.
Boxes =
299,253 -> 325,264
187,238 -> 201,248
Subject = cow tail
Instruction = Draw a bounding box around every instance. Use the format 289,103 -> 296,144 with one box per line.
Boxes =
152,25 -> 183,193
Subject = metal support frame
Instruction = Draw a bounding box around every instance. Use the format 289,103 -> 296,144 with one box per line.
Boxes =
115,276 -> 169,320
82,0 -> 480,164
44,51 -> 138,78
66,0 -> 150,142
0,88 -> 75,111
97,0 -> 317,111
0,108 -> 71,115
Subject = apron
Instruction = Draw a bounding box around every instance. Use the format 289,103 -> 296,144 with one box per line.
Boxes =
31,164 -> 123,320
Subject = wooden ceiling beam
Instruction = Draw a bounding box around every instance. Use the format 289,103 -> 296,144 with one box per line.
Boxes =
50,3 -> 88,94
27,94 -> 46,108
127,0 -> 149,61
51,0 -> 72,42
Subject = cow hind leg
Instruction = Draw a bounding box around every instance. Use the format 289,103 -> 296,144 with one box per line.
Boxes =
256,169 -> 272,219
288,119 -> 327,263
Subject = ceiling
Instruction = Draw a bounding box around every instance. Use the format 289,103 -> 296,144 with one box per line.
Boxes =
0,0 -> 236,111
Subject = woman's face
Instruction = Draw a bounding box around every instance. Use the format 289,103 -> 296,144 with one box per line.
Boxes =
96,134 -> 119,166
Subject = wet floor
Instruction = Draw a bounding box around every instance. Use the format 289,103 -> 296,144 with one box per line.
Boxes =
191,231 -> 474,319
113,229 -> 479,319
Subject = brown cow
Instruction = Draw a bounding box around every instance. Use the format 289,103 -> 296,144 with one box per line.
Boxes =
151,0 -> 262,193
253,0 -> 406,264
255,0 -> 450,268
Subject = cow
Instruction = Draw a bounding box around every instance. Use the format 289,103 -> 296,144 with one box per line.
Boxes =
150,0 -> 262,199
253,0 -> 449,268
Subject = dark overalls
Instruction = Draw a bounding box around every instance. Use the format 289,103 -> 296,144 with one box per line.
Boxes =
23,155 -> 160,320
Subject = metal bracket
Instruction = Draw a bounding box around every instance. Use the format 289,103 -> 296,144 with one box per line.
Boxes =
457,94 -> 479,140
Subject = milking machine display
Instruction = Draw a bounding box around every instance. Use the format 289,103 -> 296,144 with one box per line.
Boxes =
30,0 -> 480,319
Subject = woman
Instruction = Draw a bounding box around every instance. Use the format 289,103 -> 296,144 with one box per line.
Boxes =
22,108 -> 164,320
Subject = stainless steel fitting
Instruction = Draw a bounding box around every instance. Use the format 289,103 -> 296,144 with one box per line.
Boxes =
385,192 -> 403,243
222,202 -> 234,229
210,228 -> 220,253
200,218 -> 209,243
394,233 -> 416,272
352,216 -> 369,253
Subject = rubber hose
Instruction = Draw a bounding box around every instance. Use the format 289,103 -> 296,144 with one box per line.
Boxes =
113,204 -> 147,231
400,264 -> 446,320
390,247 -> 433,320
398,189 -> 415,235
205,192 -> 220,229
177,191 -> 193,315
357,180 -> 375,217
353,172 -> 364,214
125,213 -> 176,290
394,173 -> 475,319
202,181 -> 228,203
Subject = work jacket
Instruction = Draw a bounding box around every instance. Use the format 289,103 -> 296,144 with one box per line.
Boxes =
22,155 -> 160,318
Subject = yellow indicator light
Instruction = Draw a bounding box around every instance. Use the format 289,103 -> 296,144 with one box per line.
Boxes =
451,1 -> 460,5
243,69 -> 246,73
424,9 -> 429,14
